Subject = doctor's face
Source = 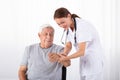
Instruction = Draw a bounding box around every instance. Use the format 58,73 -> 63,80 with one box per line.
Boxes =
55,15 -> 71,30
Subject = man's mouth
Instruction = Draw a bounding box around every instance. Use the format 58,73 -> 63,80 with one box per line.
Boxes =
46,40 -> 51,42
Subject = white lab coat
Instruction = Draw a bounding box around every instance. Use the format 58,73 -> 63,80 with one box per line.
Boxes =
67,18 -> 104,80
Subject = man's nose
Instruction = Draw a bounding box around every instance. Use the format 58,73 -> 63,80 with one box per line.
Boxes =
47,33 -> 51,38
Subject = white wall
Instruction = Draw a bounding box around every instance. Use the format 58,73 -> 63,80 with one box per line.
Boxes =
116,0 -> 120,79
0,0 -> 119,80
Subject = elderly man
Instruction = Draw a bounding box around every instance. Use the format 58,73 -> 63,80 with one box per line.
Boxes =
18,24 -> 70,80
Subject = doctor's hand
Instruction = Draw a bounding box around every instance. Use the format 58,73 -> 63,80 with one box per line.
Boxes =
59,52 -> 68,56
58,54 -> 69,63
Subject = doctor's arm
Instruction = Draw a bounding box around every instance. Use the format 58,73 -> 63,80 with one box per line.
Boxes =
60,42 -> 86,61
62,42 -> 72,56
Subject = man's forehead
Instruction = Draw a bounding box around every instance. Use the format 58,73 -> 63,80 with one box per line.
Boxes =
43,28 -> 53,31
42,28 -> 54,33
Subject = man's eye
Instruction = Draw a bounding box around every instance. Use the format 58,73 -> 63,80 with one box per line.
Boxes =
43,33 -> 47,36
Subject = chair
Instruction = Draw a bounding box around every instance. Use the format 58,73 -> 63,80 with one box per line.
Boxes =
26,66 -> 67,80
62,66 -> 66,80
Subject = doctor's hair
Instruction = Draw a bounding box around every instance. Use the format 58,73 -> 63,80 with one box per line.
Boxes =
39,24 -> 54,33
54,7 -> 80,19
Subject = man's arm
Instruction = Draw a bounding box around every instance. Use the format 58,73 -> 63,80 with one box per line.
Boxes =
18,65 -> 27,80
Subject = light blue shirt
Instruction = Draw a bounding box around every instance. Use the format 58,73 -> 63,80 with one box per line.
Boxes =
21,43 -> 64,80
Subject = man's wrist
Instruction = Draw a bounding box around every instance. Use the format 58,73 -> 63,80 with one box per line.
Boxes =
61,52 -> 67,56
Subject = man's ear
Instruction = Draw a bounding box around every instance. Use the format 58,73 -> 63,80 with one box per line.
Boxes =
38,33 -> 40,37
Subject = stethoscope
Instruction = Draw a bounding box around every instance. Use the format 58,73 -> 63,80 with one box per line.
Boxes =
61,18 -> 77,45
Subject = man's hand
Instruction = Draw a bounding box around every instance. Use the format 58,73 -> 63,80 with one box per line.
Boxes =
48,53 -> 71,67
48,53 -> 60,62
58,54 -> 71,67
58,54 -> 69,62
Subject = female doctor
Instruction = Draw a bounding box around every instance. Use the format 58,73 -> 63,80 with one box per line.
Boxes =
53,7 -> 104,80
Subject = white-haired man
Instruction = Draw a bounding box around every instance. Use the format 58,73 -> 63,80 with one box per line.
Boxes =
18,24 -> 70,80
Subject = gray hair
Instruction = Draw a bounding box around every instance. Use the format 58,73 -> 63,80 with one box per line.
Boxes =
39,24 -> 54,33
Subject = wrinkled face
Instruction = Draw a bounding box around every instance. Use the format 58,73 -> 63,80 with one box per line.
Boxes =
54,14 -> 72,30
38,28 -> 54,47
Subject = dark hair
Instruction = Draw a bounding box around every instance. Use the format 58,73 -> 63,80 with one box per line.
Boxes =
54,7 -> 80,19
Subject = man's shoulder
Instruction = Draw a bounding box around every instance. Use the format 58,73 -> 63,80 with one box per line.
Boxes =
26,43 -> 39,49
53,44 -> 63,47
52,44 -> 64,50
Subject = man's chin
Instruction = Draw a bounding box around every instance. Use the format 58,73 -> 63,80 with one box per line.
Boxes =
45,42 -> 52,46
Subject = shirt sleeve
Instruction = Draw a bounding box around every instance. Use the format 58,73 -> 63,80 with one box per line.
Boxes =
20,46 -> 29,66
77,30 -> 92,43
55,45 -> 64,54
77,21 -> 93,43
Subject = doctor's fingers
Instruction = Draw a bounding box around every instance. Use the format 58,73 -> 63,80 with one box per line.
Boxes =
58,54 -> 66,58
